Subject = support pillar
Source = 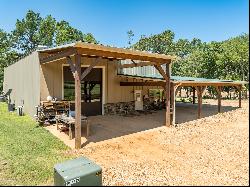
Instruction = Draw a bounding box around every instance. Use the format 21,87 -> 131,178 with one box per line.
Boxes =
195,86 -> 206,119
192,87 -> 195,104
234,85 -> 242,108
170,83 -> 178,126
165,67 -> 171,127
154,63 -> 171,127
238,86 -> 242,108
215,86 -> 222,113
74,54 -> 82,149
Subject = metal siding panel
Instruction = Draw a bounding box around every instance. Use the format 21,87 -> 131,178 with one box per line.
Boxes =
3,52 -> 40,117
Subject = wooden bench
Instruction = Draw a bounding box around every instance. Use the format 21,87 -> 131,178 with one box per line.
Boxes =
55,114 -> 90,139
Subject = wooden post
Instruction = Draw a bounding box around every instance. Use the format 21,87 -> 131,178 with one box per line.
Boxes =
238,86 -> 242,108
165,64 -> 171,127
154,63 -> 171,127
74,54 -> 82,149
215,86 -> 222,113
197,87 -> 202,119
170,83 -> 177,126
195,86 -> 206,119
192,87 -> 195,104
234,85 -> 242,108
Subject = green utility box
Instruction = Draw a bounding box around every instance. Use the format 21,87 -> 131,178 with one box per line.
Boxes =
54,157 -> 102,186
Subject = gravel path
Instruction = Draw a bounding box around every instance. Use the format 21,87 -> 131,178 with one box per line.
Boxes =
67,100 -> 249,186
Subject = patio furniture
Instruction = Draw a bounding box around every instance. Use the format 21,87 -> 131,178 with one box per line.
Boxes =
35,100 -> 70,124
55,114 -> 90,139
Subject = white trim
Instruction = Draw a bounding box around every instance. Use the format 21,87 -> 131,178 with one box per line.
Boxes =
62,63 -> 106,115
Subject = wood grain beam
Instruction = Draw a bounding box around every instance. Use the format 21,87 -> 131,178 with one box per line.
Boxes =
154,65 -> 169,80
120,81 -> 165,87
40,48 -> 77,64
194,86 -> 206,119
234,85 -> 242,108
74,54 -> 82,149
165,64 -> 171,127
215,86 -> 222,113
80,57 -> 100,80
66,56 -> 76,77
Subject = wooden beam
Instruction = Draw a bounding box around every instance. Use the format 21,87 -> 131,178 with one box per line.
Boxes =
197,87 -> 202,119
120,81 -> 165,87
165,64 -> 171,127
74,54 -> 82,149
215,86 -> 222,113
239,89 -> 242,108
175,81 -> 244,87
195,86 -> 206,119
235,85 -> 242,108
170,82 -> 178,126
75,42 -> 173,64
131,60 -> 137,65
66,56 -> 76,77
154,65 -> 168,80
40,48 -> 77,64
120,61 -> 164,68
81,57 -> 100,80
192,87 -> 196,104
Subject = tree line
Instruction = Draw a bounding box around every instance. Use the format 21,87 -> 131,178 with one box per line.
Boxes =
0,10 -> 249,91
130,30 -> 249,97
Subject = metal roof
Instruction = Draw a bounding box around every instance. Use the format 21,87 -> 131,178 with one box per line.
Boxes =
119,73 -> 248,85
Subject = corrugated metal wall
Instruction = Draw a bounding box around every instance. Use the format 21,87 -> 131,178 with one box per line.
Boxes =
3,52 -> 40,116
119,59 -> 163,78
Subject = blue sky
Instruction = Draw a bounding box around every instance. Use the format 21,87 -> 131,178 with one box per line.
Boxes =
0,0 -> 249,47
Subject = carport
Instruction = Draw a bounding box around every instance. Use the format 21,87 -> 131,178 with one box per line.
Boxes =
119,74 -> 247,125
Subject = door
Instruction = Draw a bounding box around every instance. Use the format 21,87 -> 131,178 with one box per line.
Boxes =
63,66 -> 102,116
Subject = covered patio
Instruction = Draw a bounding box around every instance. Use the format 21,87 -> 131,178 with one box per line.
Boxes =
44,99 -> 239,148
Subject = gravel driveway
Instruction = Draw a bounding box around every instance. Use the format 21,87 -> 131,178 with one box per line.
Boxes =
67,100 -> 249,186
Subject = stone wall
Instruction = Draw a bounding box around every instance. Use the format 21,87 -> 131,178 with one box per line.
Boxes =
104,99 -> 161,115
104,101 -> 135,115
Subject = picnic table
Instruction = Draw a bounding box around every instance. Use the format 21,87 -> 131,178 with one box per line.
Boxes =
55,114 -> 90,139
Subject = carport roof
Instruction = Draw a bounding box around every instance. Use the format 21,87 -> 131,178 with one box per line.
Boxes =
118,73 -> 248,87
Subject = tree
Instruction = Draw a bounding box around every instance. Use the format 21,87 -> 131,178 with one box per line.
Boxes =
133,30 -> 175,54
0,10 -> 98,90
127,30 -> 134,46
11,10 -> 98,55
11,10 -> 42,55
55,21 -> 97,45
132,29 -> 249,84
82,33 -> 98,44
0,29 -> 19,90
39,15 -> 56,46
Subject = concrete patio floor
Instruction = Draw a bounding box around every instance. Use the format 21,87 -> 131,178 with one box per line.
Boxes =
44,100 -> 238,148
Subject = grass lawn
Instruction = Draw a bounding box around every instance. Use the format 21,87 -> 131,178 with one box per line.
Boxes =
0,103 -> 74,185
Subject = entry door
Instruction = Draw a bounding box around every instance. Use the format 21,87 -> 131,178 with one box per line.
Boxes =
63,66 -> 102,116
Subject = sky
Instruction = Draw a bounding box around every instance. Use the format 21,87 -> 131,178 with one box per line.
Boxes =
0,0 -> 249,47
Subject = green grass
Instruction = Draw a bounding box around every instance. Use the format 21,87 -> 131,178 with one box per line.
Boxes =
0,102 -> 74,185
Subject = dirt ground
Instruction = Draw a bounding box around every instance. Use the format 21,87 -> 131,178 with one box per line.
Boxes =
47,99 -> 249,185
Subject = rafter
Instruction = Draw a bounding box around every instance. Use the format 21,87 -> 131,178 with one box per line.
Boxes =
40,48 -> 77,64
